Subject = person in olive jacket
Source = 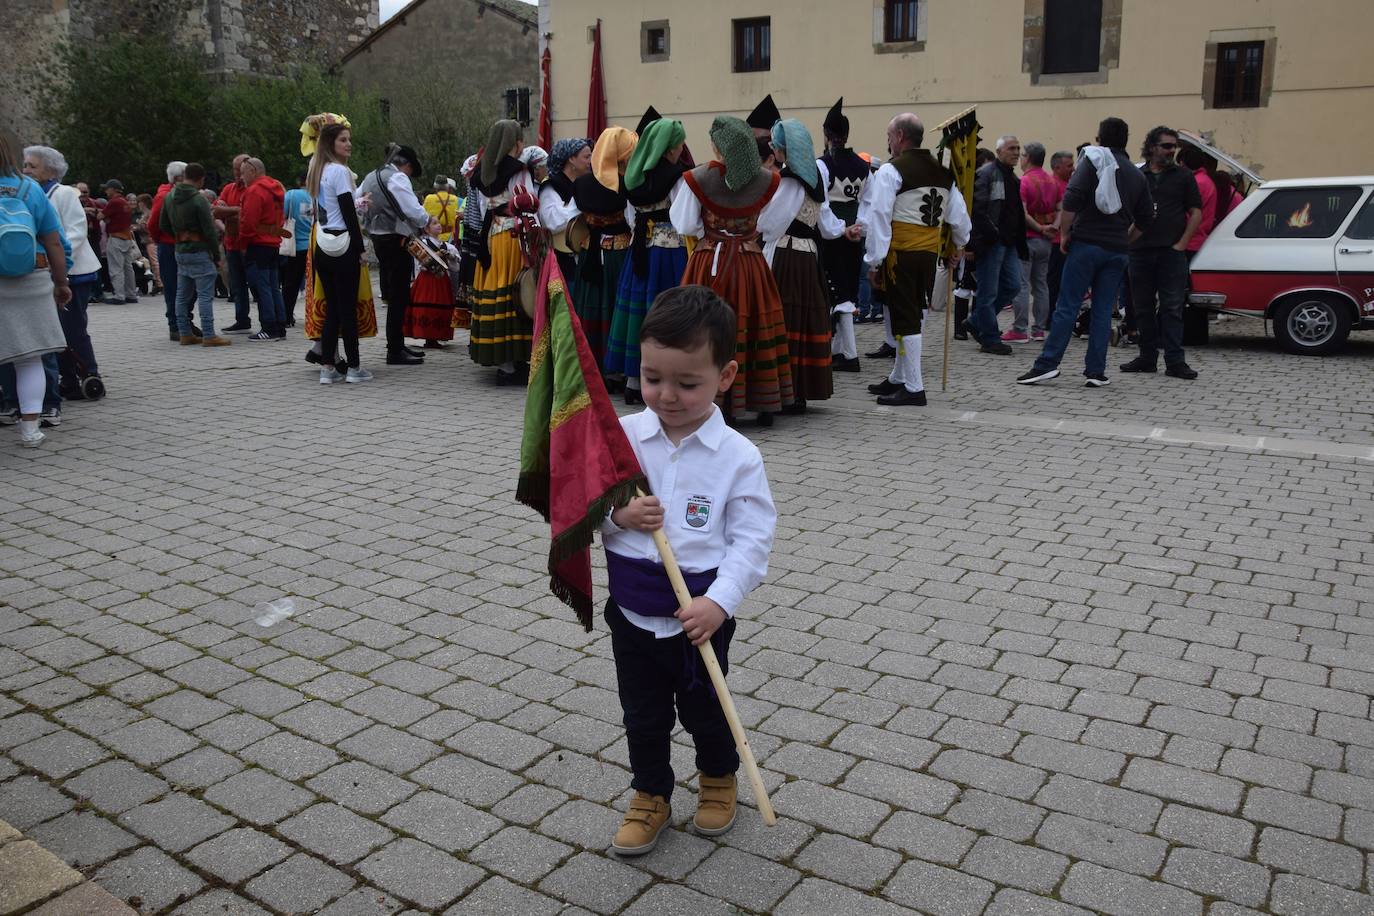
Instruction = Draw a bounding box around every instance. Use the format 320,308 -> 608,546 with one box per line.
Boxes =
159,163 -> 230,346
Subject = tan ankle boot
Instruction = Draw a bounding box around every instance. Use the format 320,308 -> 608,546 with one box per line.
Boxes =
202,336 -> 232,347
694,773 -> 737,835
611,791 -> 670,856
179,334 -> 203,345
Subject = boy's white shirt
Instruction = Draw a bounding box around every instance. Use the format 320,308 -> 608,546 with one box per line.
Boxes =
600,405 -> 776,638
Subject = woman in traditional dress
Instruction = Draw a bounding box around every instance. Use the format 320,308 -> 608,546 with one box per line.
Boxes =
570,127 -> 636,372
403,216 -> 461,348
467,119 -> 537,385
669,115 -> 794,426
759,119 -> 845,413
605,117 -> 689,406
538,138 -> 591,285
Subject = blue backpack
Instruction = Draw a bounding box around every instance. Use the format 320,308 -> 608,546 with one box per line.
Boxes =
0,177 -> 39,277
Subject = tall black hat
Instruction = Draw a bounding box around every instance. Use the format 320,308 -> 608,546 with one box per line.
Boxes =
746,94 -> 782,131
634,105 -> 662,136
823,98 -> 849,140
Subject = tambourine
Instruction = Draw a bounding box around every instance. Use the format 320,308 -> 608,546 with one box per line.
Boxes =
513,267 -> 537,319
566,215 -> 590,254
407,235 -> 450,276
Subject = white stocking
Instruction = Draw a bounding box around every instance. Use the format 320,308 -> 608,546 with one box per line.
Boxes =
883,308 -> 897,347
898,334 -> 924,393
831,310 -> 857,359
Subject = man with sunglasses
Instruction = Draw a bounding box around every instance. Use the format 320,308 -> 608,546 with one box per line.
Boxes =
1122,126 -> 1202,379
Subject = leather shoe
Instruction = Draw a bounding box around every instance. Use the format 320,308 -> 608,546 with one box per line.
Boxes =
1120,357 -> 1157,373
832,357 -> 860,373
868,378 -> 902,395
866,343 -> 896,359
1165,363 -> 1199,380
386,350 -> 424,365
877,388 -> 928,406
979,341 -> 1014,355
403,345 -> 425,358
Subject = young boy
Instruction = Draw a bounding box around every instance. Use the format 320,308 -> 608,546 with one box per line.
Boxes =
601,285 -> 777,856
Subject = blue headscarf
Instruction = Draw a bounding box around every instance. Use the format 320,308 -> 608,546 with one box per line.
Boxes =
548,137 -> 590,177
770,118 -> 819,190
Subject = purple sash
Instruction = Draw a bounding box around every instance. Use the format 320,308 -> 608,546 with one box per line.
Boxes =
606,550 -> 717,617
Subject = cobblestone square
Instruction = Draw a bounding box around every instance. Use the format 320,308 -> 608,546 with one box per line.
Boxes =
2,298 -> 1373,914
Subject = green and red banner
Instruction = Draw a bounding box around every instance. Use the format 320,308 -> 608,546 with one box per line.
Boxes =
516,254 -> 646,629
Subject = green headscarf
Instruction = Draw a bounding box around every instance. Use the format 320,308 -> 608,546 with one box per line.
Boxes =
623,118 -> 686,191
479,119 -> 523,188
770,118 -> 819,190
709,115 -> 760,192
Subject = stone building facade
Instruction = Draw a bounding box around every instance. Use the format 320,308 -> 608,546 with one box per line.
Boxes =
337,0 -> 540,140
7,0 -> 378,143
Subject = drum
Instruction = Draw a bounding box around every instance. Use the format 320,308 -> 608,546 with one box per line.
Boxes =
514,267 -> 537,318
407,236 -> 449,275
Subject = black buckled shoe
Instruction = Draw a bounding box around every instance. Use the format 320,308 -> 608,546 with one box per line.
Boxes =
868,378 -> 902,395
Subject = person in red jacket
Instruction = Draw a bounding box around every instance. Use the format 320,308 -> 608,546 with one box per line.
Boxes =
148,161 -> 188,339
213,154 -> 253,331
238,158 -> 289,340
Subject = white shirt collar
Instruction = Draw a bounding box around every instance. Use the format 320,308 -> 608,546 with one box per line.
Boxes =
635,405 -> 726,452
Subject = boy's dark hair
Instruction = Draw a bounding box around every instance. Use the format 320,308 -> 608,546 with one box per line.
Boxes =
1097,117 -> 1130,151
640,285 -> 737,368
184,162 -> 206,182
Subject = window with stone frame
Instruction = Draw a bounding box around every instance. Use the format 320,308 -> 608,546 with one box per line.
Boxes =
1042,0 -> 1102,74
884,0 -> 919,43
733,17 -> 771,72
1214,41 -> 1264,108
641,20 -> 670,62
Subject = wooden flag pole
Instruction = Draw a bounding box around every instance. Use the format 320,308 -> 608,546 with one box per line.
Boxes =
941,261 -> 956,391
934,104 -> 978,131
641,501 -> 777,826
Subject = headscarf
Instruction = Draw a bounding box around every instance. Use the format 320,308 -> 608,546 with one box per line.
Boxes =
623,119 -> 686,191
548,137 -> 590,177
708,115 -> 760,192
461,154 -> 479,180
299,113 -> 351,158
591,127 -> 638,191
479,119 -> 523,188
520,146 -> 548,169
770,119 -> 819,190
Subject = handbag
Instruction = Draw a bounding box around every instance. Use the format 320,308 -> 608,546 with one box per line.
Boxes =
313,203 -> 351,257
278,218 -> 295,256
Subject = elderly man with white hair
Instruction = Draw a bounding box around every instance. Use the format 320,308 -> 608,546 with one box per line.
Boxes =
968,134 -> 1027,354
23,145 -> 105,410
149,160 -> 188,339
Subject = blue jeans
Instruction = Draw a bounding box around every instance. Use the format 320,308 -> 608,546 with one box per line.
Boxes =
0,353 -> 60,412
226,249 -> 251,324
245,245 -> 285,328
972,242 -> 1022,345
175,251 -> 218,337
1032,241 -> 1128,377
857,271 -> 876,318
158,241 -> 179,331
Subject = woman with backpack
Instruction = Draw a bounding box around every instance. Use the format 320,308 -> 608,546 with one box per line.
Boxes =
0,128 -> 72,448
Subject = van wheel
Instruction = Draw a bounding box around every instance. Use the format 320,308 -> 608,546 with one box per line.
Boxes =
1272,295 -> 1352,355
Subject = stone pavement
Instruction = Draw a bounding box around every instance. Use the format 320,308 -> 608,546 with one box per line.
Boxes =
0,817 -> 136,914
1,296 -> 1372,916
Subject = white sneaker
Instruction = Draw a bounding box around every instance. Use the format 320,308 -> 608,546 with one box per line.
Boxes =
0,409 -> 18,426
40,407 -> 61,428
320,367 -> 344,385
345,367 -> 373,384
18,419 -> 44,448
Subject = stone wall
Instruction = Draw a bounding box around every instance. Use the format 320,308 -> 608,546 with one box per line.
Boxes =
5,0 -> 378,142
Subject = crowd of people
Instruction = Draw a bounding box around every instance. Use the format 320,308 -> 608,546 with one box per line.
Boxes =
1,94 -> 1246,447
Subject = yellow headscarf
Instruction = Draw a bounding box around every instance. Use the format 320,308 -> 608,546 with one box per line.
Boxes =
591,127 -> 638,191
299,113 -> 352,158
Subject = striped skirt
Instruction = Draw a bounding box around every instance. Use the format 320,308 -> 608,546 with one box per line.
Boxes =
681,248 -> 794,415
605,245 -> 687,379
468,231 -> 533,366
772,246 -> 833,402
571,246 -> 627,368
303,240 -> 377,340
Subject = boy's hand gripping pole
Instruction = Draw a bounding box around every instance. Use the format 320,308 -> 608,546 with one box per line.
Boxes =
642,497 -> 777,826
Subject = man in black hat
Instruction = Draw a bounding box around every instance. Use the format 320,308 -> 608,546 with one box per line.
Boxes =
634,105 -> 662,136
359,144 -> 430,365
818,98 -> 871,372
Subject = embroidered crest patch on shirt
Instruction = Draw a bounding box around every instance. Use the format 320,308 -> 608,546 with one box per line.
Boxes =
684,495 -> 713,530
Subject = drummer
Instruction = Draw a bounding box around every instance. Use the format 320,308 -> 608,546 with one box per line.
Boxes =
540,138 -> 592,283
